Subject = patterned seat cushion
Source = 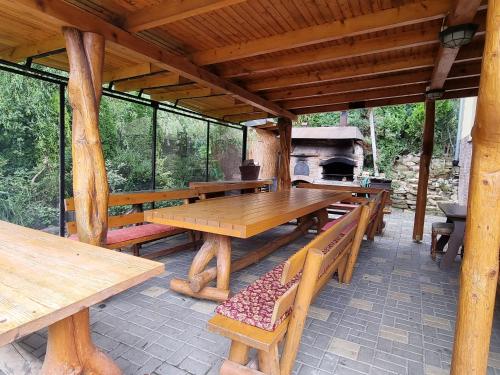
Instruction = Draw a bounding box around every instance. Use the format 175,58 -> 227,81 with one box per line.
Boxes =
69,223 -> 180,246
215,263 -> 301,331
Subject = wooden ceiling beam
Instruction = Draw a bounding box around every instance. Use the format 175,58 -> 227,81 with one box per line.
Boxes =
223,112 -> 269,123
246,55 -> 436,91
247,45 -> 483,92
150,87 -> 213,102
124,0 -> 247,32
219,27 -> 441,78
103,63 -> 161,83
429,0 -> 483,90
293,88 -> 478,115
0,35 -> 65,62
265,70 -> 433,101
114,72 -> 181,92
205,104 -> 254,117
191,0 -> 452,66
12,0 -> 296,120
281,76 -> 479,109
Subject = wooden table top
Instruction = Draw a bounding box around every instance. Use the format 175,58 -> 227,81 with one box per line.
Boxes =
0,221 -> 164,347
438,202 -> 467,220
144,189 -> 350,238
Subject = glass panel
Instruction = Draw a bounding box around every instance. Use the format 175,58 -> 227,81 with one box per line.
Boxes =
0,71 -> 60,230
156,111 -> 208,189
208,124 -> 243,181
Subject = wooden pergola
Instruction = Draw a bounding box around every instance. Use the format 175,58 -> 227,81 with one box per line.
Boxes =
0,0 -> 499,374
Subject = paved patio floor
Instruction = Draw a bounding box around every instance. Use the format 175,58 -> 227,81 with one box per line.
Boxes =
12,210 -> 500,374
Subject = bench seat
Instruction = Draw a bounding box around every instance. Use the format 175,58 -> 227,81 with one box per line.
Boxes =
215,221 -> 356,332
69,223 -> 181,247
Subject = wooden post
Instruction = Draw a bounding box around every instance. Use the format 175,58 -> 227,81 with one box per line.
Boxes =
368,108 -> 379,176
64,27 -> 109,247
451,1 -> 500,373
277,117 -> 292,191
41,28 -> 119,375
412,99 -> 435,241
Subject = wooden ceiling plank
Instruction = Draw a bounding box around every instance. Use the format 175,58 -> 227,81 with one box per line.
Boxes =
151,87 -> 213,101
220,26 -> 441,78
124,0 -> 247,32
191,0 -> 452,65
102,63 -> 159,83
429,0 -> 483,90
12,0 -> 295,119
223,112 -> 269,122
0,35 -> 64,62
114,72 -> 181,92
265,70 -> 432,101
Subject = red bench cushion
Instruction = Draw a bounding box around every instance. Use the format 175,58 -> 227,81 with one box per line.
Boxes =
69,223 -> 179,246
215,263 -> 301,332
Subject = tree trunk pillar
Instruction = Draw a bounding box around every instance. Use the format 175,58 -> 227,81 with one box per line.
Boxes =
412,99 -> 435,241
64,27 -> 109,247
278,117 -> 292,191
451,1 -> 500,373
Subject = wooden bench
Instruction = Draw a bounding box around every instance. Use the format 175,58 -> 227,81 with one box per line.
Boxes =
65,189 -> 201,259
298,183 -> 389,240
208,204 -> 371,375
189,180 -> 273,200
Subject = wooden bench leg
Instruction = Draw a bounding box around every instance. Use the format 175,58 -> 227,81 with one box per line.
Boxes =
229,341 -> 250,365
431,231 -> 437,260
337,256 -> 348,282
258,344 -> 280,375
132,244 -> 140,256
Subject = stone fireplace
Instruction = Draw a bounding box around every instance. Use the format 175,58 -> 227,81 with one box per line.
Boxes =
290,127 -> 364,185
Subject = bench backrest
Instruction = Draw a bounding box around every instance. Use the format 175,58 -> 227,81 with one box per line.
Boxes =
266,206 -> 364,329
189,180 -> 273,197
276,204 -> 370,375
65,189 -> 198,235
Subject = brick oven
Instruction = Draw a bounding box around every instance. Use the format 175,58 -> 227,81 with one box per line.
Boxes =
290,127 -> 364,185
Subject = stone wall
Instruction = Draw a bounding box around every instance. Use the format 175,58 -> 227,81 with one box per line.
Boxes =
390,154 -> 458,213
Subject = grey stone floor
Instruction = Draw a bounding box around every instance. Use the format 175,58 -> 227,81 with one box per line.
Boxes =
13,210 -> 500,374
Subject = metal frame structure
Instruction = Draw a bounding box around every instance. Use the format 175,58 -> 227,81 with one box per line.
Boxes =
0,59 -> 248,237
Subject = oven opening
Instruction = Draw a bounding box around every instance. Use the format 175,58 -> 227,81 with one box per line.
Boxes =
320,157 -> 355,181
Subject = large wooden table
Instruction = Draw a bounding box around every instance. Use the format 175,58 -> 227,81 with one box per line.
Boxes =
144,189 -> 350,301
0,220 -> 164,374
438,203 -> 467,269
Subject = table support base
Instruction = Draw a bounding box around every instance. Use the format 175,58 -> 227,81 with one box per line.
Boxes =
41,309 -> 121,375
170,213 -> 317,302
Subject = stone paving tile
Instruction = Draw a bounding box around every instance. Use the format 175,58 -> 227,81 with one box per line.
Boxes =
12,210 -> 500,375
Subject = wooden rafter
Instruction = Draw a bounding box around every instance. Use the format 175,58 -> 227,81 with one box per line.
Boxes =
265,70 -> 432,101
103,63 -> 160,83
429,0 -> 483,90
293,88 -> 478,115
124,0 -> 247,32
191,0 -> 452,66
114,72 -> 181,91
12,0 -> 296,120
205,104 -> 254,117
281,77 -> 479,110
150,87 -> 213,102
246,45 -> 483,92
0,35 -> 65,62
223,112 -> 268,123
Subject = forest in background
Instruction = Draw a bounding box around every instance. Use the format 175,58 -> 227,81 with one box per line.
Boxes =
0,69 -> 459,230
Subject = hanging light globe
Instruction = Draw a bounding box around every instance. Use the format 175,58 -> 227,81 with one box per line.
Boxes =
439,23 -> 479,49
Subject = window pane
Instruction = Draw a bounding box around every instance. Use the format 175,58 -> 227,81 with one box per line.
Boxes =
209,124 -> 243,181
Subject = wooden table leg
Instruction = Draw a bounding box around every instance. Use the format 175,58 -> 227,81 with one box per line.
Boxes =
440,220 -> 466,269
170,233 -> 232,302
41,309 -> 121,375
315,208 -> 329,232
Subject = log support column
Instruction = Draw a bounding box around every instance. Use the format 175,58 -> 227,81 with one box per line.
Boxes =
277,117 -> 292,192
451,1 -> 500,373
42,27 -> 117,375
412,99 -> 436,241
